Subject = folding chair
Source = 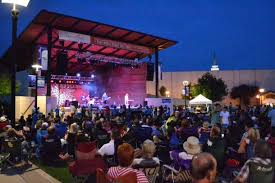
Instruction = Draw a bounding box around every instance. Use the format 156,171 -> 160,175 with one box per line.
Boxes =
161,165 -> 192,183
134,165 -> 160,183
2,139 -> 22,164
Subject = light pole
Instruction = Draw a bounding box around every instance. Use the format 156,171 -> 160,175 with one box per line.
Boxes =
259,88 -> 265,105
2,0 -> 30,126
183,80 -> 189,109
32,64 -> 42,114
165,91 -> 170,98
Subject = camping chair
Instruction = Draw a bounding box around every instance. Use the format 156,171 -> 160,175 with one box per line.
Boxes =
161,165 -> 192,183
2,139 -> 22,164
133,164 -> 160,183
96,168 -> 137,183
69,141 -> 106,182
0,153 -> 10,172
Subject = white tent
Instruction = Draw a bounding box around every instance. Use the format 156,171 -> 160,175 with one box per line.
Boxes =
189,94 -> 212,105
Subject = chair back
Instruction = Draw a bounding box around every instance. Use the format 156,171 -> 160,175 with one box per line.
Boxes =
76,141 -> 97,160
2,139 -> 21,160
96,168 -> 137,183
136,166 -> 160,183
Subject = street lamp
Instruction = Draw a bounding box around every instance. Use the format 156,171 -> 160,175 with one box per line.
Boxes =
165,91 -> 170,98
32,64 -> 42,114
183,80 -> 189,109
1,0 -> 30,126
259,88 -> 265,105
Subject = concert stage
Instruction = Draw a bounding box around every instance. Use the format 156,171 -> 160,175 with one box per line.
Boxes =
1,10 -> 177,115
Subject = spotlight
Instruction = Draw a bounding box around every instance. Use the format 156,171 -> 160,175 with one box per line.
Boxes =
91,74 -> 95,78
76,73 -> 81,77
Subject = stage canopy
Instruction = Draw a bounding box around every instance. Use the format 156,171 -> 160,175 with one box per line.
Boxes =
1,10 -> 177,73
189,94 -> 212,105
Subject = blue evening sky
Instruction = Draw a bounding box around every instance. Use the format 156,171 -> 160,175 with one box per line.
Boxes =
0,0 -> 275,71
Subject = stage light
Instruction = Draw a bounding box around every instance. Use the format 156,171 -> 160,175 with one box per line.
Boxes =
76,73 -> 81,77
51,80 -> 54,83
91,74 -> 95,78
59,80 -> 61,83
2,0 -> 30,7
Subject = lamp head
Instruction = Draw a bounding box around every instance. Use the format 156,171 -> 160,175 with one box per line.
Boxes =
2,0 -> 30,7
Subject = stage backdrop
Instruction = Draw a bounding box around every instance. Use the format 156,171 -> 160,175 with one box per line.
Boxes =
38,63 -> 147,106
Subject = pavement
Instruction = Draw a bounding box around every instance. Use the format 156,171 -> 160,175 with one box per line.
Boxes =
0,163 -> 61,183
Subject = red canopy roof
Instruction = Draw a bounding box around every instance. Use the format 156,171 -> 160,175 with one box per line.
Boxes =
1,10 -> 177,72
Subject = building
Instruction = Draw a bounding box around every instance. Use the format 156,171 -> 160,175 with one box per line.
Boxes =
146,69 -> 275,105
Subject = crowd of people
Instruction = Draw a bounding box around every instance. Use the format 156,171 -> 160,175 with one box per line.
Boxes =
0,102 -> 275,183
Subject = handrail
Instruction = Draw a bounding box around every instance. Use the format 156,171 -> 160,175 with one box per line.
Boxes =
22,99 -> 35,116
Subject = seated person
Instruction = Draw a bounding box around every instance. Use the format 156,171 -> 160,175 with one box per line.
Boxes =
36,122 -> 48,146
234,139 -> 274,183
93,121 -> 110,148
40,126 -> 62,164
267,128 -> 275,159
198,121 -> 211,145
132,139 -> 160,168
107,143 -> 149,183
97,129 -> 122,157
191,153 -> 217,183
203,126 -> 226,170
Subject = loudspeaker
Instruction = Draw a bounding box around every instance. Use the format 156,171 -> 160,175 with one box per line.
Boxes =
146,63 -> 154,81
56,51 -> 68,75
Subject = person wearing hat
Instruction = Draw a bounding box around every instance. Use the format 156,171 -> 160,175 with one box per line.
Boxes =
181,136 -> 202,158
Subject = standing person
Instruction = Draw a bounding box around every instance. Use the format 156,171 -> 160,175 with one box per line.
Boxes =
220,107 -> 230,129
268,105 -> 275,128
211,104 -> 220,125
190,153 -> 217,183
124,93 -> 129,107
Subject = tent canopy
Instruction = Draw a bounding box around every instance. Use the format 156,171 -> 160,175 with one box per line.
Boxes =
189,94 -> 212,105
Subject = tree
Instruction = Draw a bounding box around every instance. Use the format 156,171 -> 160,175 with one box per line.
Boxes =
0,74 -> 20,96
190,72 -> 228,102
159,86 -> 167,97
230,84 -> 259,106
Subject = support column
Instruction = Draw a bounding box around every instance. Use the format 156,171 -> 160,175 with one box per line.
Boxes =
46,27 -> 52,96
11,9 -> 19,126
155,47 -> 159,98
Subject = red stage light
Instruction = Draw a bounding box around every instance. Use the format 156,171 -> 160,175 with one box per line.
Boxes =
59,80 -> 61,83
51,80 -> 54,83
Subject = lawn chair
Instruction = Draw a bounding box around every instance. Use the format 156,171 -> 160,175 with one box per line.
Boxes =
2,139 -> 22,164
161,165 -> 191,183
0,153 -> 10,172
96,168 -> 137,183
69,141 -> 106,183
133,164 -> 160,183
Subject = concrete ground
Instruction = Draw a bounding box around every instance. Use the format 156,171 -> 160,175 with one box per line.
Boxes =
0,163 -> 61,183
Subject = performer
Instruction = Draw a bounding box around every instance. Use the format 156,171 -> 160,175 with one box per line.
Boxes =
102,92 -> 111,104
124,93 -> 129,106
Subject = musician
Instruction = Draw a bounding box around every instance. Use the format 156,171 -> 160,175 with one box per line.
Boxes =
102,92 -> 110,104
124,93 -> 129,106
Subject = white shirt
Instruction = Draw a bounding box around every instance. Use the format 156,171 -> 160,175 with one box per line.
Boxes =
220,111 -> 230,125
97,140 -> 114,156
132,157 -> 160,165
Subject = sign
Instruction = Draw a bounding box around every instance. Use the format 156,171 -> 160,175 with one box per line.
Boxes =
38,47 -> 48,70
162,99 -> 172,104
91,37 -> 152,54
59,30 -> 91,44
37,77 -> 45,88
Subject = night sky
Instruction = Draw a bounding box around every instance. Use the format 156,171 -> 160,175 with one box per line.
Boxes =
0,0 -> 275,71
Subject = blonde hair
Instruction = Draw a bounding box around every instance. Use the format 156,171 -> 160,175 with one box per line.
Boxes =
247,128 -> 260,143
142,139 -> 156,158
69,123 -> 78,134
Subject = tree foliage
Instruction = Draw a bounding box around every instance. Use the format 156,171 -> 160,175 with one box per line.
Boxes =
230,84 -> 259,106
159,86 -> 167,97
0,74 -> 20,96
190,72 -> 228,102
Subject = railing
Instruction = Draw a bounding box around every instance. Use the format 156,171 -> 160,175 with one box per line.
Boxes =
22,99 -> 35,117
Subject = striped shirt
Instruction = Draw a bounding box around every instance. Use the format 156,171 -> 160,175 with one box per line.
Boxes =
107,166 -> 149,183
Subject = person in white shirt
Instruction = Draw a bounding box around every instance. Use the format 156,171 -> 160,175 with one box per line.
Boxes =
220,106 -> 230,128
97,130 -> 120,156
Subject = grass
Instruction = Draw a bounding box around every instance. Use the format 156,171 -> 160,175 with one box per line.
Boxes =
31,159 -> 73,183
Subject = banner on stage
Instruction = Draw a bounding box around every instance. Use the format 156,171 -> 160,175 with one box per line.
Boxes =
91,37 -> 152,54
59,30 -> 91,44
